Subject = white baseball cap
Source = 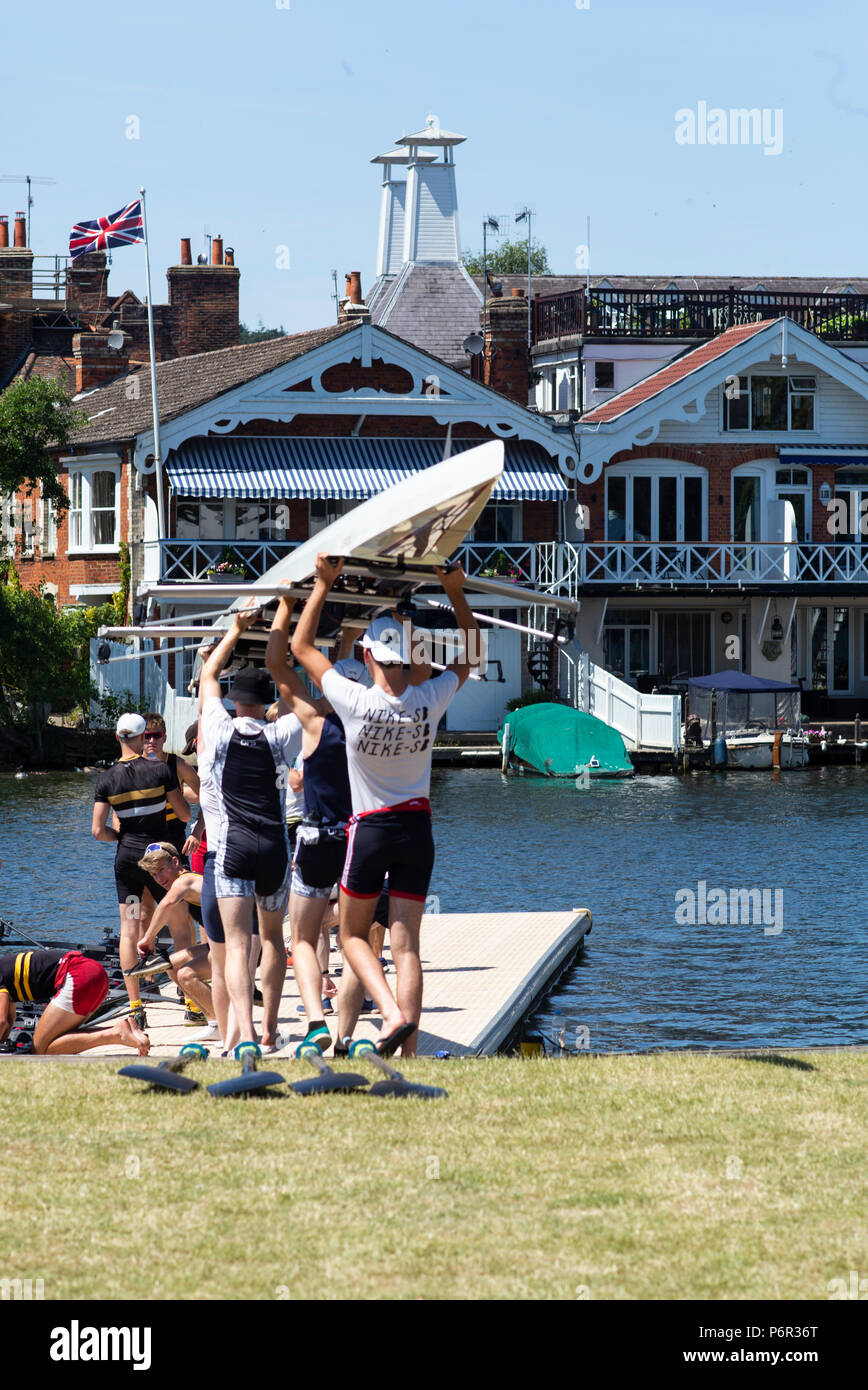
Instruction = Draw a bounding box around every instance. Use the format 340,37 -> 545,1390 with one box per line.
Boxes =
360,616 -> 410,666
333,657 -> 371,685
116,712 -> 146,737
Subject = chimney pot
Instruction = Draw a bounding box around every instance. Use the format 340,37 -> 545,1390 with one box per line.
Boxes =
511,287 -> 524,297
348,270 -> 363,305
211,236 -> 224,266
0,216 -> 8,249
13,213 -> 26,247
180,237 -> 192,265
225,246 -> 235,266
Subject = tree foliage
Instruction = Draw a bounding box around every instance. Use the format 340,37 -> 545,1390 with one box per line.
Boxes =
0,563 -> 129,755
0,377 -> 86,516
239,321 -> 286,343
462,238 -> 551,278
0,583 -> 90,743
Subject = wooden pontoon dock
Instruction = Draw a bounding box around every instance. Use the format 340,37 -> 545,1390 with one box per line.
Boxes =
4,909 -> 592,1061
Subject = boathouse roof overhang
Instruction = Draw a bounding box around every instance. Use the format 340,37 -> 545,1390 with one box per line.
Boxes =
575,317 -> 868,483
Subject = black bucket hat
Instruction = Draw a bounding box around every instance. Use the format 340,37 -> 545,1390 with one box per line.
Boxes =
226,665 -> 273,706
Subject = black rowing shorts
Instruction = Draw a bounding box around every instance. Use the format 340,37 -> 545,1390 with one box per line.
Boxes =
201,853 -> 261,943
214,826 -> 290,912
292,826 -> 347,900
114,845 -> 168,909
342,809 -> 434,903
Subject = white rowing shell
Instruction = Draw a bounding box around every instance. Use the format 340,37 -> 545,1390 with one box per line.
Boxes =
230,439 -> 504,613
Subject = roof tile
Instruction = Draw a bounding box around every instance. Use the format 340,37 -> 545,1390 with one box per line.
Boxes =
581,319 -> 773,423
70,322 -> 356,446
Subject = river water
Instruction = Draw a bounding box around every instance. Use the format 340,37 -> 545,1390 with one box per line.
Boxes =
0,767 -> 865,1052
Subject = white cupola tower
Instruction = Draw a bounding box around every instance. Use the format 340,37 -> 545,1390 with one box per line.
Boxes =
372,115 -> 466,275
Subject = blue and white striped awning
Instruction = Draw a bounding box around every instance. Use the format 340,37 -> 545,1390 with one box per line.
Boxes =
165,436 -> 568,502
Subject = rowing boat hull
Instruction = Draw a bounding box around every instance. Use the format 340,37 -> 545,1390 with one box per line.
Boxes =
231,439 -> 504,611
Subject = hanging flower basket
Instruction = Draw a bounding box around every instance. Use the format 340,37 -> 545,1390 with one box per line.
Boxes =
205,561 -> 247,582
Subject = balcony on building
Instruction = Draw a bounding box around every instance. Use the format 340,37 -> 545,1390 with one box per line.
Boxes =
531,286 -> 868,351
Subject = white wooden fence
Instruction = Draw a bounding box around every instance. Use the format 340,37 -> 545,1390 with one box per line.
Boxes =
558,641 -> 682,752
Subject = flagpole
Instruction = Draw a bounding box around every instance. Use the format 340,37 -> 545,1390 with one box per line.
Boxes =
139,186 -> 165,540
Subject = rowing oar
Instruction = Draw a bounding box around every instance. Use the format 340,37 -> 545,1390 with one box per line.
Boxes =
118,1042 -> 208,1093
289,1050 -> 369,1096
348,1039 -> 447,1100
207,1043 -> 285,1098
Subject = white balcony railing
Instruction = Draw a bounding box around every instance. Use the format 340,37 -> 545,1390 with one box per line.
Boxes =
149,538 -> 543,586
572,542 -> 868,588
147,537 -> 868,592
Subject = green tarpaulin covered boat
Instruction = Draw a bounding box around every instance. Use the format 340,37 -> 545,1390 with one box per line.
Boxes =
498,703 -> 635,779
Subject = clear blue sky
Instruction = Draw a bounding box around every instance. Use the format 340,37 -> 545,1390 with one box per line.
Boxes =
1,0 -> 864,333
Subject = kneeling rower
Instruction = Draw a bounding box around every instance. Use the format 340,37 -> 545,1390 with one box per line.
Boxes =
0,949 -> 149,1055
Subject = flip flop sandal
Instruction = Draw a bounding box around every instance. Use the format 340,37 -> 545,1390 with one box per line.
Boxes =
376,1021 -> 418,1058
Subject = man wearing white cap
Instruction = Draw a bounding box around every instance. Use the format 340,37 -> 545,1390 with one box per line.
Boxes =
92,713 -> 197,1026
291,556 -> 480,1056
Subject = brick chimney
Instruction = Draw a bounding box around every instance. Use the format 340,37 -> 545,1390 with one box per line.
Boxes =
66,252 -> 110,314
72,329 -> 131,393
338,270 -> 370,324
482,291 -> 530,405
167,238 -> 240,358
0,215 -> 34,380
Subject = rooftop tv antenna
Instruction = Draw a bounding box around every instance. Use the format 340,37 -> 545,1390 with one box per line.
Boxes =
0,173 -> 56,246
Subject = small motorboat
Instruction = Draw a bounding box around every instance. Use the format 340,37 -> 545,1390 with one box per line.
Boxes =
688,671 -> 809,770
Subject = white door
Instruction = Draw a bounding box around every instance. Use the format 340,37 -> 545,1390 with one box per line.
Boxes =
444,630 -> 522,733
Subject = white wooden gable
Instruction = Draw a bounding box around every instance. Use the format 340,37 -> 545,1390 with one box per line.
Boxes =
132,322 -> 578,478
577,318 -> 868,481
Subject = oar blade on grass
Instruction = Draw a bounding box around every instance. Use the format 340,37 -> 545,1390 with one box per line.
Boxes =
368,1076 -> 447,1100
117,1064 -> 199,1094
290,1070 -> 369,1096
349,1042 -> 447,1100
118,1043 -> 207,1094
207,1051 -> 285,1098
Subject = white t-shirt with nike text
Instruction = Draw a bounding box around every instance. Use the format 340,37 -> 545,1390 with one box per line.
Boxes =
321,668 -> 459,815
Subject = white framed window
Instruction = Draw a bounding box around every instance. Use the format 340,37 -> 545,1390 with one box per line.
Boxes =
470,501 -> 523,544
234,500 -> 290,541
0,495 -> 14,555
605,462 -> 707,543
175,498 -> 226,540
309,499 -> 356,535
595,360 -> 615,390
62,456 -> 121,553
723,374 -> 817,432
40,495 -> 57,556
19,498 -> 35,557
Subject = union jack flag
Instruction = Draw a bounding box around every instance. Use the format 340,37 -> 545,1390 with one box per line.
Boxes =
68,199 -> 144,260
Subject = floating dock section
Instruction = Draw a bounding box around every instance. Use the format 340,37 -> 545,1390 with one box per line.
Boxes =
50,909 -> 592,1060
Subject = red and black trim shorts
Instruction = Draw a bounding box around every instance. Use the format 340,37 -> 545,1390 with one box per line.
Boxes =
341,801 -> 434,903
53,953 -> 110,1017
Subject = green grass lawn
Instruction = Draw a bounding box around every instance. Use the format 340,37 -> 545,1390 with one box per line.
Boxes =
2,1051 -> 865,1301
